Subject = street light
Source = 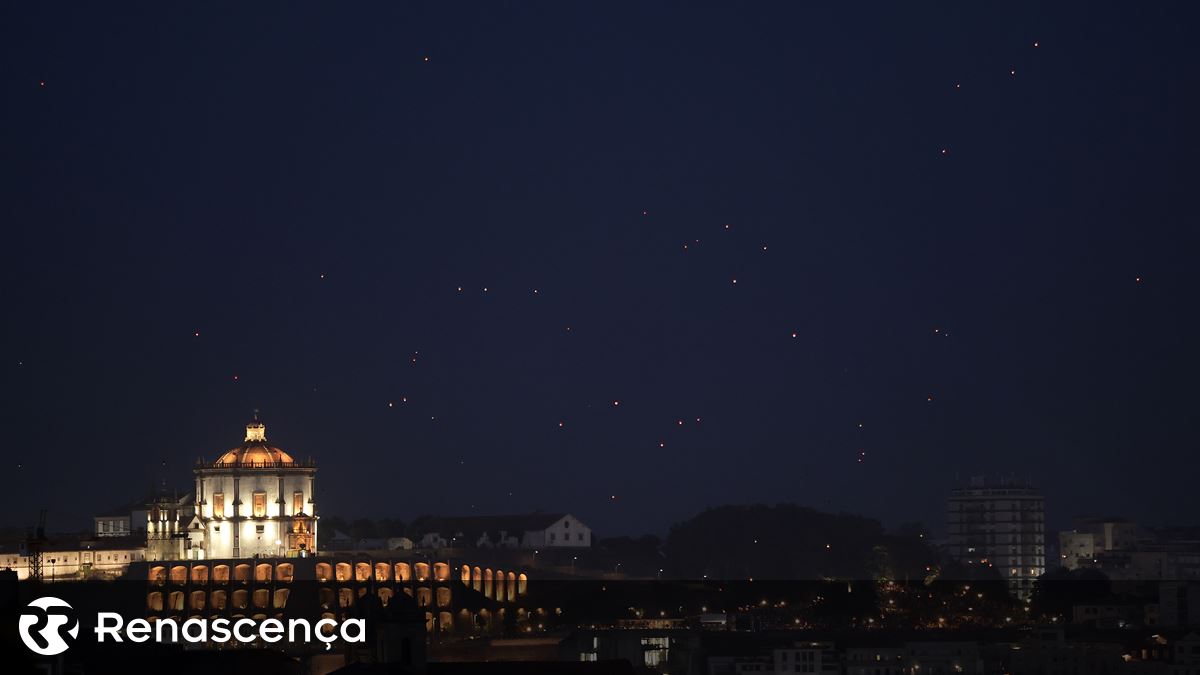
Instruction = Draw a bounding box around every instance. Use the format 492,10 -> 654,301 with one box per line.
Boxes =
571,556 -> 578,575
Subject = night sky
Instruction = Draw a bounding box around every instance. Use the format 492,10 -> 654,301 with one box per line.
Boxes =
3,2 -> 1198,537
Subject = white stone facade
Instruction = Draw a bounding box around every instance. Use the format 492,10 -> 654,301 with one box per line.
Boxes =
190,420 -> 318,560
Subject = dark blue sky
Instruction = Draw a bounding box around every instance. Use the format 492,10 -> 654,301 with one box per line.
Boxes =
2,2 -> 1197,536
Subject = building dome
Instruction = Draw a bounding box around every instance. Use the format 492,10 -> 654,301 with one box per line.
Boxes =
213,419 -> 296,467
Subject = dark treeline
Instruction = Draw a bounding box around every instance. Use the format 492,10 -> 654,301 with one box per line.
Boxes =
317,503 -> 937,582
664,504 -> 933,581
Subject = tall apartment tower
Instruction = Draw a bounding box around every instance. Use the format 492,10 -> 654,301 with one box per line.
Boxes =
946,479 -> 1046,599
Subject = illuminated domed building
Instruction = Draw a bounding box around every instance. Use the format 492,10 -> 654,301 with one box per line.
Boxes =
188,417 -> 317,559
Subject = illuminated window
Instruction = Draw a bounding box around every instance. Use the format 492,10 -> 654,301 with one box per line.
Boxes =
293,491 -> 304,514
253,492 -> 267,517
213,493 -> 224,519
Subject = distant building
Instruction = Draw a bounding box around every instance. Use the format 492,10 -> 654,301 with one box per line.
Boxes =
409,513 -> 592,550
93,497 -> 151,538
0,535 -> 146,581
1059,517 -> 1140,570
946,479 -> 1046,599
773,642 -> 838,674
844,646 -> 905,675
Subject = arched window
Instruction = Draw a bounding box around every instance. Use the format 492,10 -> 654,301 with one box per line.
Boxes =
433,562 -> 450,581
355,562 -> 371,582
276,563 -> 294,583
191,565 -> 208,584
316,562 -> 333,581
374,562 -> 391,582
395,562 -> 412,582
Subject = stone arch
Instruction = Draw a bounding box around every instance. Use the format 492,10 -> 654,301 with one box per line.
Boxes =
433,562 -> 450,581
414,562 -> 430,581
252,588 -> 270,609
461,564 -> 471,585
316,562 -> 333,581
473,566 -> 482,591
318,587 -> 334,608
457,608 -> 473,632
150,566 -> 166,585
494,569 -> 506,600
273,588 -> 290,609
354,562 -> 371,582
395,562 -> 412,582
213,564 -> 230,583
147,591 -> 164,612
276,563 -> 294,582
231,589 -> 248,610
518,573 -> 528,595
438,611 -> 453,633
320,612 -> 337,636
254,563 -> 272,582
424,612 -> 434,633
335,562 -> 351,582
483,568 -> 493,598
234,564 -> 251,583
168,590 -> 184,611
416,587 -> 433,608
378,587 -> 394,605
374,562 -> 391,582
506,572 -> 516,601
189,590 -> 206,611
211,590 -> 228,610
170,565 -> 187,584
436,587 -> 452,608
338,587 -> 355,608
191,565 -> 208,584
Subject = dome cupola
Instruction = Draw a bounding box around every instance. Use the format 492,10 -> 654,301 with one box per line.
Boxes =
213,416 -> 296,467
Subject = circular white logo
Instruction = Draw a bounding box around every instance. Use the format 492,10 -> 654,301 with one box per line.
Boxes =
18,596 -> 79,655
